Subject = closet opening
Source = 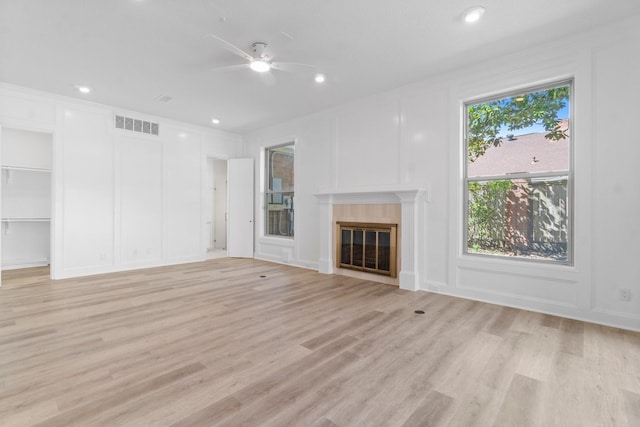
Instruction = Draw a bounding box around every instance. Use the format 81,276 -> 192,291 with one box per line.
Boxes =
1,127 -> 54,284
206,157 -> 228,259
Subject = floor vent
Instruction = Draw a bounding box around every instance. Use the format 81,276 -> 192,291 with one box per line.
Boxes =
114,115 -> 159,136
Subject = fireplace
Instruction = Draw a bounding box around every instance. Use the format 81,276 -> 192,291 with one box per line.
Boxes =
337,222 -> 397,277
315,187 -> 426,290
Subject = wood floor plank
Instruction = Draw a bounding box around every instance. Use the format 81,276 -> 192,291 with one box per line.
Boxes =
300,310 -> 385,350
219,350 -> 361,427
401,390 -> 455,427
311,417 -> 339,427
622,389 -> 640,426
446,383 -> 506,427
478,330 -> 528,392
559,318 -> 585,356
32,363 -> 206,427
169,396 -> 242,427
0,259 -> 638,426
492,373 -> 543,427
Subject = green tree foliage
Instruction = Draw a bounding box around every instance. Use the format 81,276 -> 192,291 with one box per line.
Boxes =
467,86 -> 569,162
466,85 -> 570,259
467,180 -> 512,250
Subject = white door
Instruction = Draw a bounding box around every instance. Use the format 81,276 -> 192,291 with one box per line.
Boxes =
227,158 -> 254,258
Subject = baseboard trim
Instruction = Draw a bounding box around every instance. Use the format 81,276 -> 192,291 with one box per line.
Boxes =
1,258 -> 50,270
421,283 -> 640,332
53,256 -> 205,280
254,254 -> 318,271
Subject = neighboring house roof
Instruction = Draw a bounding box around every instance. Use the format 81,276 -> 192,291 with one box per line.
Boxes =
467,120 -> 570,178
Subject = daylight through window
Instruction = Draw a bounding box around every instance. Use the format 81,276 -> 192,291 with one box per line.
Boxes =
464,81 -> 572,263
265,143 -> 295,238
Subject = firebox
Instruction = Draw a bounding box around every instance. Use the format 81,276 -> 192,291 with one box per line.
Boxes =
336,222 -> 397,277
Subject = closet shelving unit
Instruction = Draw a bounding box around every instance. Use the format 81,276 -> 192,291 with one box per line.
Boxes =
1,129 -> 52,271
2,167 -> 51,223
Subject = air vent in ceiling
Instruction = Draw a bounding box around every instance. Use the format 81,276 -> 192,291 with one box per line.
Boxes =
114,115 -> 159,136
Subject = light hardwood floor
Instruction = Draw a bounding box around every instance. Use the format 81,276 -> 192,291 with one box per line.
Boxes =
1,259 -> 639,426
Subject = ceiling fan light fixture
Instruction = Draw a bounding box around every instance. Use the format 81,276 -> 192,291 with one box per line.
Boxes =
250,59 -> 271,73
463,6 -> 485,23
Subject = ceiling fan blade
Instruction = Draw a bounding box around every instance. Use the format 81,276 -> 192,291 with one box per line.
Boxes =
207,34 -> 254,62
210,64 -> 251,73
270,62 -> 317,73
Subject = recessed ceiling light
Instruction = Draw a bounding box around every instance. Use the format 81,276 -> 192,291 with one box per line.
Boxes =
463,6 -> 485,23
314,74 -> 326,83
212,118 -> 221,125
75,85 -> 91,94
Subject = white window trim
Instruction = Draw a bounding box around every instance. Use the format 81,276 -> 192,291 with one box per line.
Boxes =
263,141 -> 295,240
462,79 -> 575,266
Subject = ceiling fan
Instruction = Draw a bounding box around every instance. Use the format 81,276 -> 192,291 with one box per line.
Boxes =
207,34 -> 317,75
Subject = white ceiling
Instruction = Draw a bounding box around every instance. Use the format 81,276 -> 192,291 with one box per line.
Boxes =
1,0 -> 639,134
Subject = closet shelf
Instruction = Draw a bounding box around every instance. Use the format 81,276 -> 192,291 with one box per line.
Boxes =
1,218 -> 51,222
1,165 -> 51,173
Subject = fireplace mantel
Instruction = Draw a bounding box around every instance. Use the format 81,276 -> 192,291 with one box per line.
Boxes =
314,186 -> 427,291
315,186 -> 427,204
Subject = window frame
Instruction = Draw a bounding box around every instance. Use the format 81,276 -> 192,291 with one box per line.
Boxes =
264,141 -> 295,239
462,79 -> 574,265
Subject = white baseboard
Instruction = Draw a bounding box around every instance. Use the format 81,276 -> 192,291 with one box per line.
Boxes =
421,280 -> 640,332
254,253 -> 318,271
1,258 -> 50,270
52,256 -> 205,280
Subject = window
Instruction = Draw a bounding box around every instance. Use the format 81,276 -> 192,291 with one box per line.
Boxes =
265,143 -> 295,237
464,81 -> 572,263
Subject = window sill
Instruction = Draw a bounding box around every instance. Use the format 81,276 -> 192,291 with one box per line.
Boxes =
259,236 -> 295,247
457,252 -> 578,280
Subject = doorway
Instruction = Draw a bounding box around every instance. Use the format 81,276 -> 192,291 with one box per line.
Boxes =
1,126 -> 54,286
206,158 -> 228,259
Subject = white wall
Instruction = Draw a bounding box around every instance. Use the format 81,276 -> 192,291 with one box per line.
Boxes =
244,16 -> 640,331
0,83 -> 243,279
245,116 -> 334,269
592,34 -> 640,324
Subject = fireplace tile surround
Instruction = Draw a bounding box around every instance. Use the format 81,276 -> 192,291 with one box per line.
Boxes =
315,187 -> 427,290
